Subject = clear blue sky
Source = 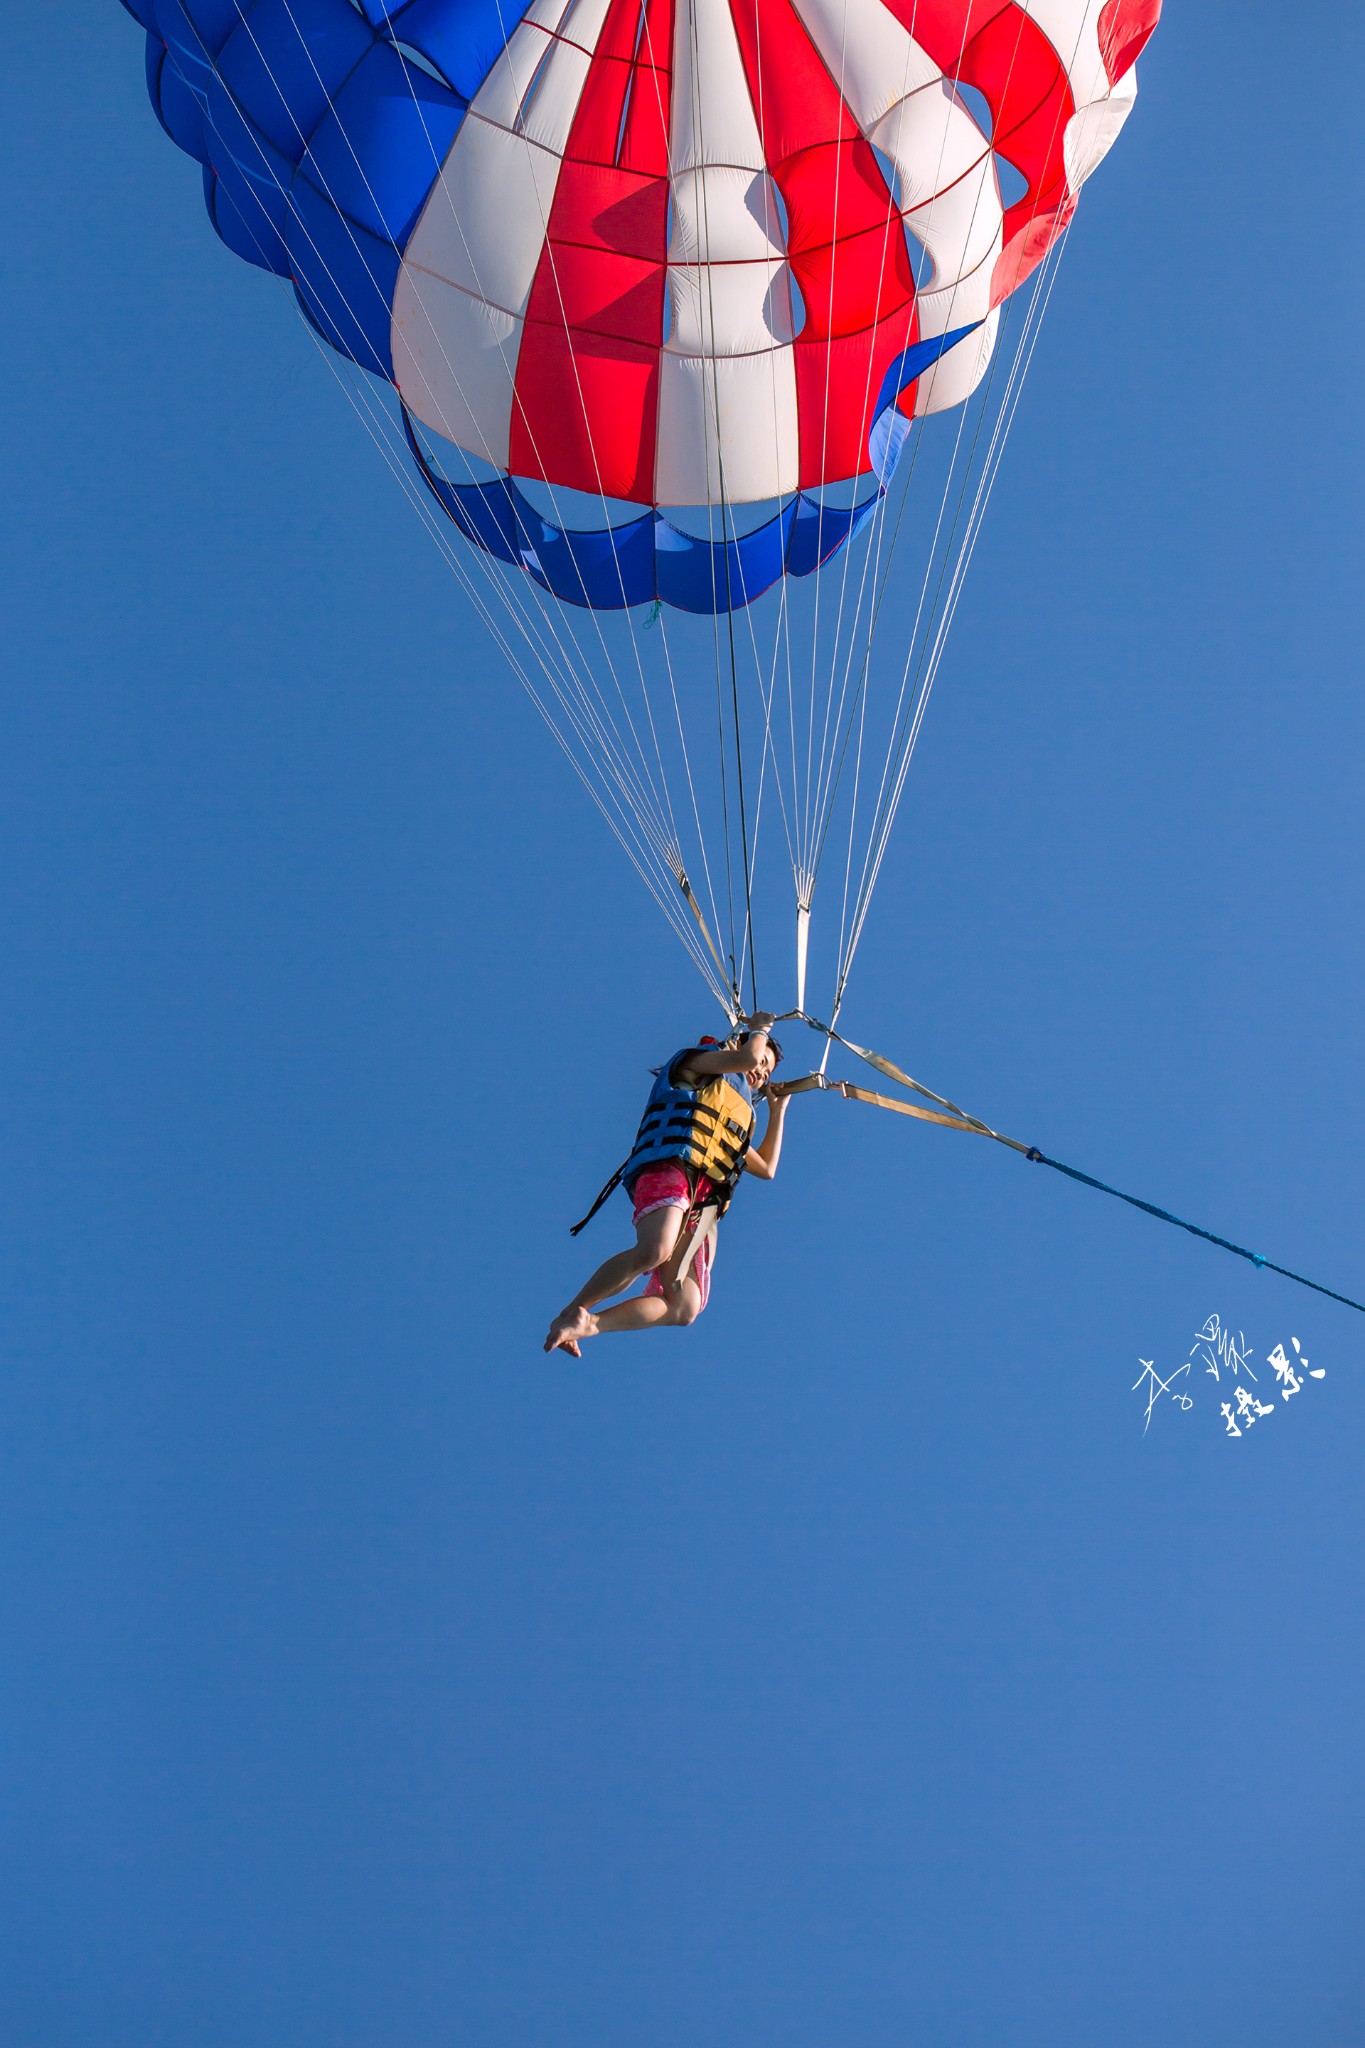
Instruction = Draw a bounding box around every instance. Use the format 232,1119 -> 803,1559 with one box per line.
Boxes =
4,7 -> 1363,2044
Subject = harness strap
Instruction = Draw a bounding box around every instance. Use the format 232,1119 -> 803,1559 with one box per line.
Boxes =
569,1161 -> 628,1237
672,1201 -> 720,1290
676,870 -> 739,1014
838,1081 -> 1033,1153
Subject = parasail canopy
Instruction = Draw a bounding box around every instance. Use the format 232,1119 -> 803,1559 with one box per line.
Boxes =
120,0 -> 1159,1018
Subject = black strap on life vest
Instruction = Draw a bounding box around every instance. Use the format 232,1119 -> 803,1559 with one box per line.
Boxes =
569,1160 -> 630,1237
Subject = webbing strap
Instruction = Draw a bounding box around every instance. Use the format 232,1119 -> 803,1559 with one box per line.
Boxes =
838,1080 -> 1032,1152
676,871 -> 738,1013
673,1202 -> 720,1289
776,1011 -> 998,1135
570,1161 -> 626,1237
830,1067 -> 1365,1316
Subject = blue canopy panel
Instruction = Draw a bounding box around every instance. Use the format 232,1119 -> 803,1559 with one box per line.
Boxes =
404,326 -> 982,617
122,0 -> 478,375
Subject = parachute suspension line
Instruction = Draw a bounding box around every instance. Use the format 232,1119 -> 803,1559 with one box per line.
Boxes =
398,12 -> 698,911
453,36 -> 687,868
751,4 -> 808,987
831,317 -> 1010,951
298,332 -> 730,1006
689,0 -> 759,1015
828,247 -> 1060,1017
830,0 -> 1099,1010
800,0 -> 856,895
835,231 -> 1072,1008
335,368 -> 728,996
831,328 -> 1018,1007
271,0 -> 702,954
654,605 -> 730,990
743,574 -> 800,888
725,566 -> 760,1015
215,0 -> 674,873
795,7 -> 1070,1023
723,545 -> 797,1016
676,867 -> 737,1009
300,0 -> 681,855
258,9 -> 652,790
706,603 -> 742,1010
201,9 -> 727,1001
745,0 -> 803,934
790,0 -> 995,994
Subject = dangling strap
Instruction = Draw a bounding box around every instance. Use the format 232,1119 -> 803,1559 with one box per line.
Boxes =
672,1201 -> 720,1288
570,1161 -> 628,1237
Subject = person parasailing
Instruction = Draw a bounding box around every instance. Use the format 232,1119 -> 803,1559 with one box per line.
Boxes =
544,1015 -> 791,1353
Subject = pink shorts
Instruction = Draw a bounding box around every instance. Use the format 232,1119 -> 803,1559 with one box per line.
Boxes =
631,1166 -> 714,1313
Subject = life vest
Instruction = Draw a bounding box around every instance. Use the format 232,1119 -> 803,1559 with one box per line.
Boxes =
570,1046 -> 754,1236
623,1048 -> 755,1210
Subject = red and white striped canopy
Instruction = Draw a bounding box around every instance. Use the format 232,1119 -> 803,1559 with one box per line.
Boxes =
391,0 -> 1157,509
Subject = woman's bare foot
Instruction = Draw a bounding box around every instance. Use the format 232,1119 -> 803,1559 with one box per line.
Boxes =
544,1304 -> 596,1355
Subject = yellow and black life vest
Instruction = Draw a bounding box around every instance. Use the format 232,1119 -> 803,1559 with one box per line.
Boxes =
570,1046 -> 755,1235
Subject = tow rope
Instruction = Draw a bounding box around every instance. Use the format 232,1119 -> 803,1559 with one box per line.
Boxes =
769,1020 -> 1365,1317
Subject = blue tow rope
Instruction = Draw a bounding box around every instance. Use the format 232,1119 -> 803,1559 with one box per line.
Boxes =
781,1018 -> 1365,1319
1024,1148 -> 1365,1315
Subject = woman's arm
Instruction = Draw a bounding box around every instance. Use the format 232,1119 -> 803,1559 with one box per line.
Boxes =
685,1013 -> 777,1079
743,1090 -> 789,1179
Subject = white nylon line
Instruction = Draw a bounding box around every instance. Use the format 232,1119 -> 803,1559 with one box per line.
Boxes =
213,0 -> 1113,1019
655,602 -> 729,950
268,0 -> 683,848
801,0 -> 1081,1008
797,0 -> 858,884
792,0 -> 981,896
751,170 -> 809,887
802,0 -> 996,895
823,3 -> 1098,1015
614,0 -> 746,970
752,576 -> 799,880
822,299 -> 1047,995
835,230 -> 1072,995
203,0 -> 668,847
182,7 -> 724,994
727,582 -> 786,1004
836,285 -> 1048,986
748,0 -> 805,910
824,303 -> 1022,987
875,240 -> 1070,864
686,0 -> 762,1005
326,350 -> 710,944
424,5 -> 687,851
301,315 -> 728,998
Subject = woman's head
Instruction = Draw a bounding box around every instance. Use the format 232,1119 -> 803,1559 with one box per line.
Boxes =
731,1028 -> 783,1089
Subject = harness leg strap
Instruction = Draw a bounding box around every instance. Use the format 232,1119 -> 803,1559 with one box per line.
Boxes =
670,1203 -> 720,1292
569,1163 -> 626,1237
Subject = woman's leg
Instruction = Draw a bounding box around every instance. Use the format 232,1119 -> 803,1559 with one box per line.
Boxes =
591,1272 -> 705,1335
544,1207 -> 682,1352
